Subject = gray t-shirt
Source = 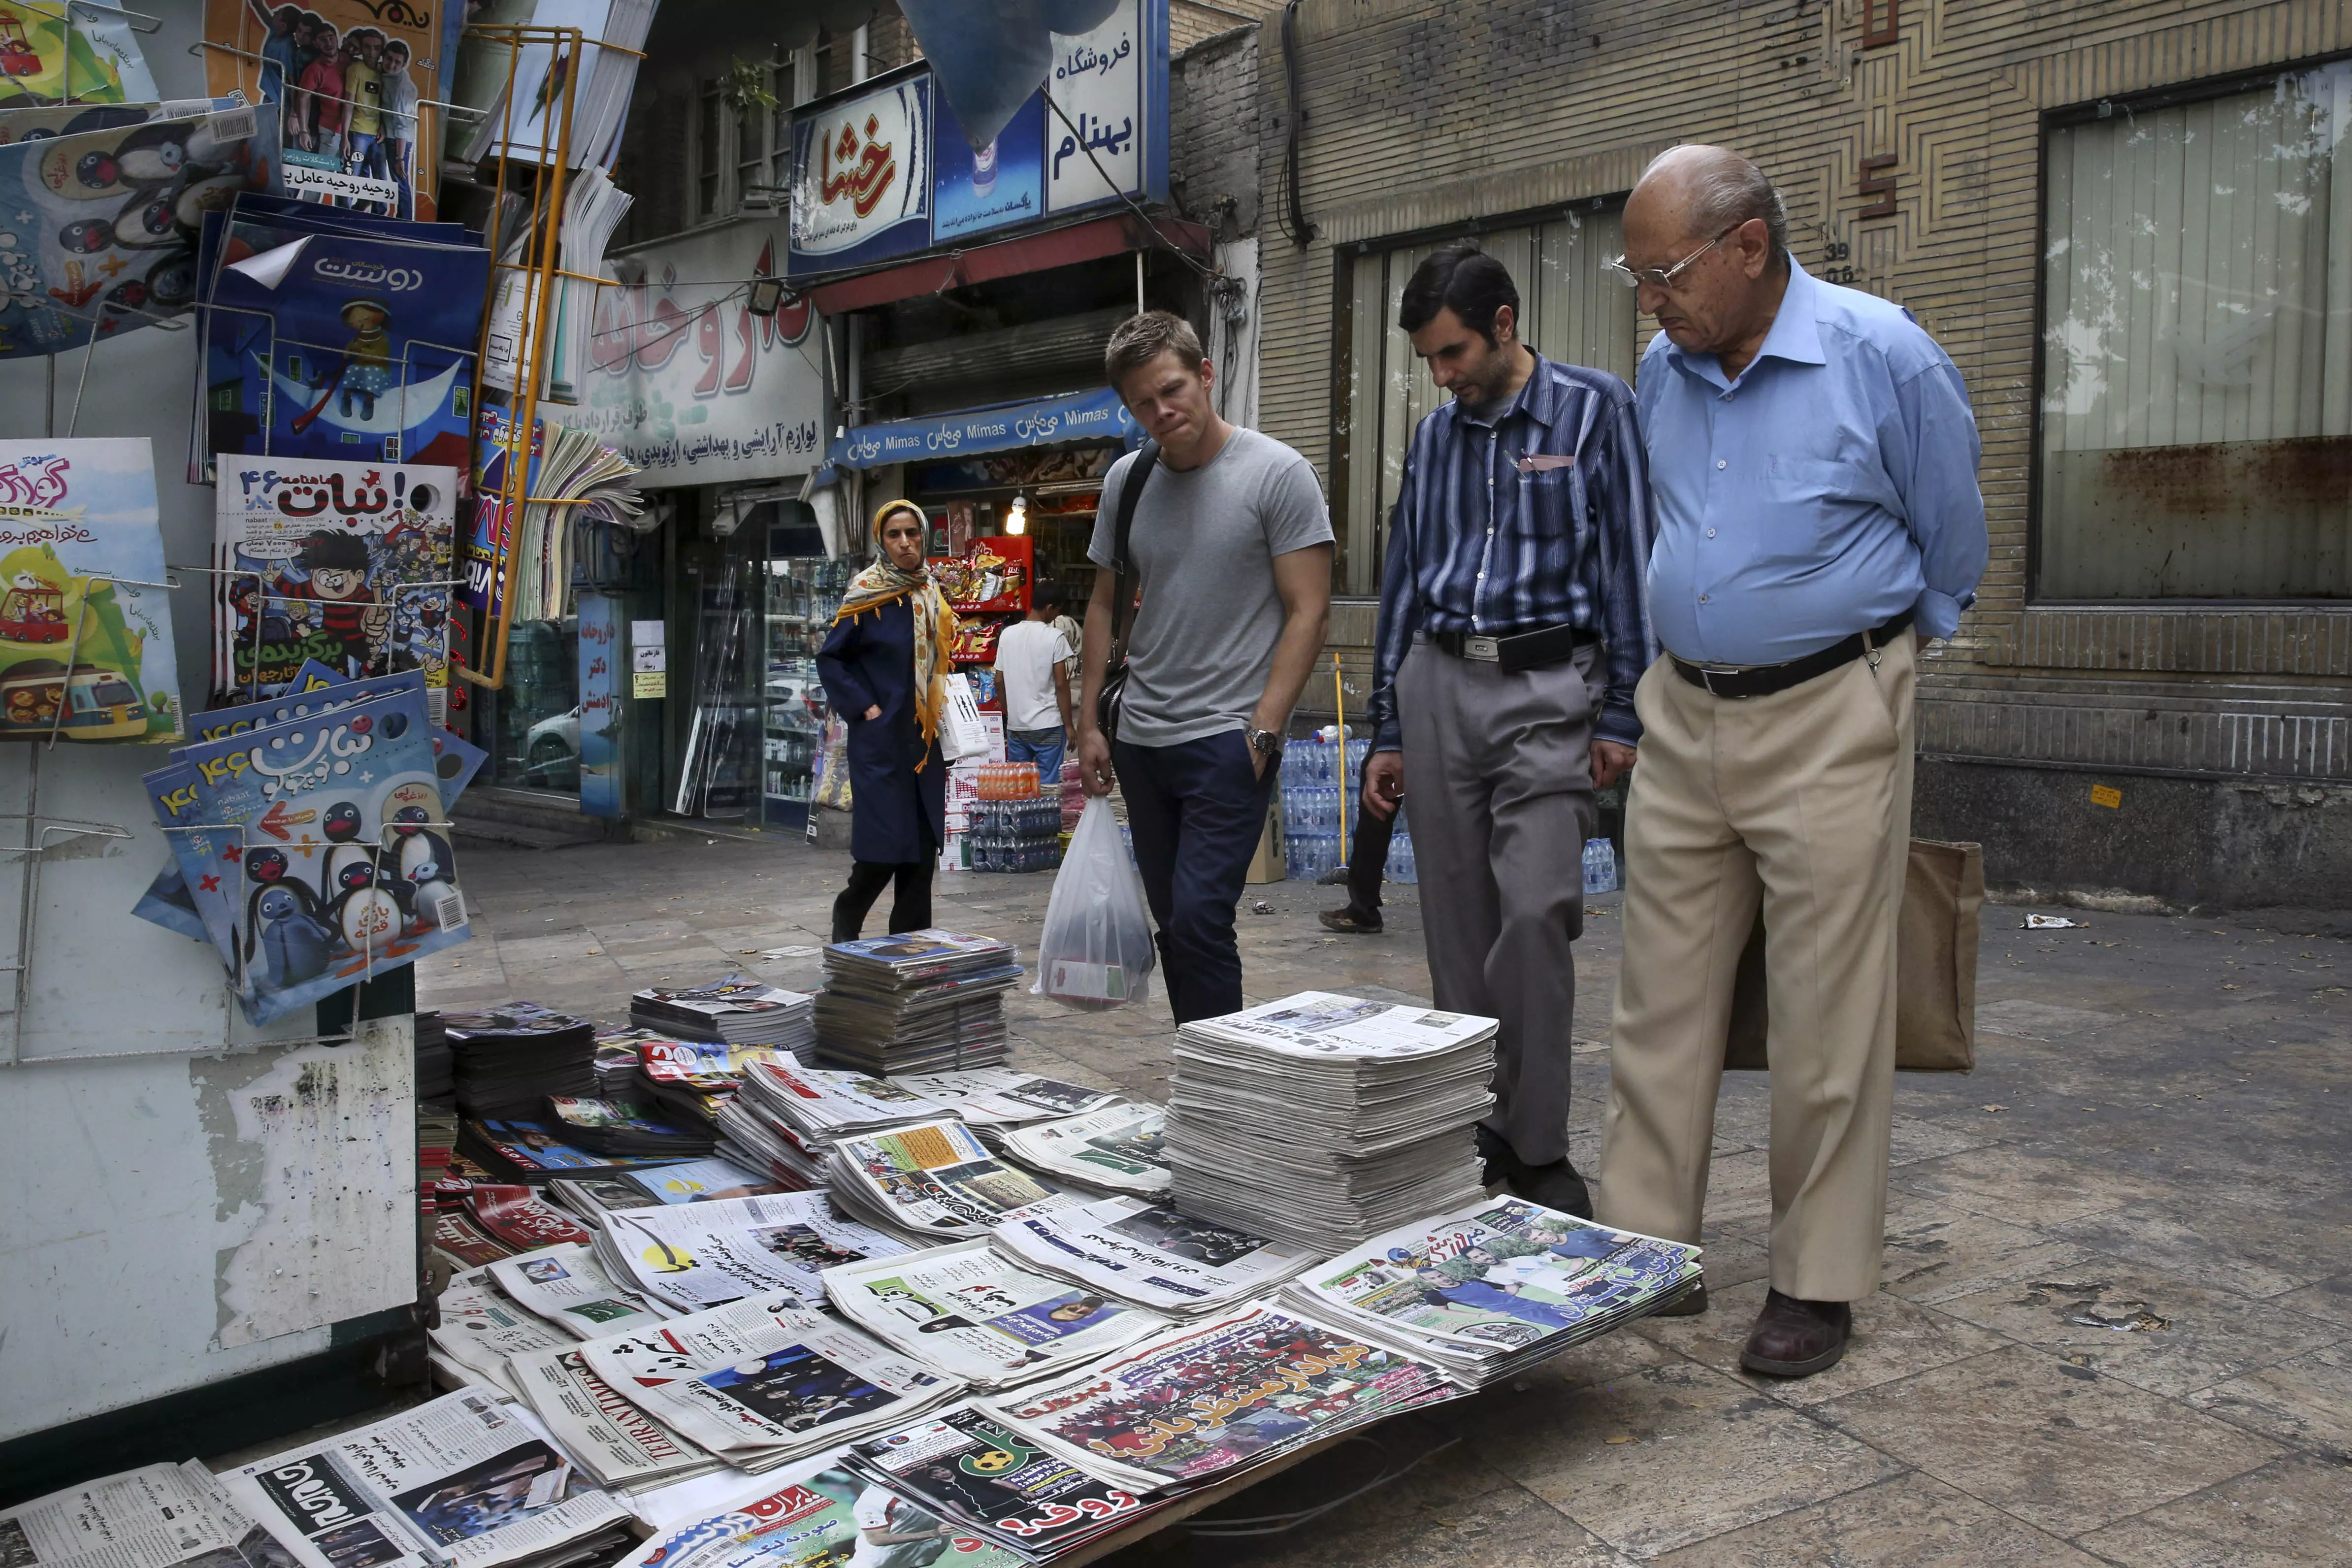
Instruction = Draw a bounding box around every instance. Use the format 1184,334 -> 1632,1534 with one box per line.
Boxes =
1087,426 -> 1332,747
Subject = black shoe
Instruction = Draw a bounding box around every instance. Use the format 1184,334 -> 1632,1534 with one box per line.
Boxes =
1740,1289 -> 1853,1377
1318,907 -> 1382,934
1650,1275 -> 1708,1316
1474,1124 -> 1509,1190
1508,1157 -> 1594,1220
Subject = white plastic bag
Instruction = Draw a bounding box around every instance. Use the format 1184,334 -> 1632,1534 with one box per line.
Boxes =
939,672 -> 990,762
1032,796 -> 1156,1011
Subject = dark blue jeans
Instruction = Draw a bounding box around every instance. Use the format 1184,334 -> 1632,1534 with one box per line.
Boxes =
1112,729 -> 1279,1025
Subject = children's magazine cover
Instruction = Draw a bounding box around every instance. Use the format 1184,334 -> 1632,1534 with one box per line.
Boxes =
0,438 -> 179,742
212,454 -> 457,705
201,0 -> 447,220
166,684 -> 469,1022
0,98 -> 278,357
0,0 -> 159,107
200,224 -> 488,469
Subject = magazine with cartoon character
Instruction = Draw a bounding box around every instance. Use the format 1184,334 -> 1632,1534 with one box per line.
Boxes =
199,222 -> 488,471
0,0 -> 159,107
0,438 -> 179,743
212,454 -> 457,704
165,683 -> 470,1023
0,98 -> 277,358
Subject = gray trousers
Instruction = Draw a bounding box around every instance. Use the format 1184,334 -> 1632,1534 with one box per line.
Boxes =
1396,638 -> 1598,1166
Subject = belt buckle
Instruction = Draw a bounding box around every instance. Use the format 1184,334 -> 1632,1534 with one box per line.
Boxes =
1698,664 -> 1744,697
1465,635 -> 1500,661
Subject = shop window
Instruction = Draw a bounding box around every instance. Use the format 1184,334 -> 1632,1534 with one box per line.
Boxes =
2039,61 -> 2352,599
696,77 -> 725,221
1339,207 -> 1637,595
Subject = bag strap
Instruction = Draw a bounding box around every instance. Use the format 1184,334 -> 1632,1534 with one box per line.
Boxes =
1105,439 -> 1161,668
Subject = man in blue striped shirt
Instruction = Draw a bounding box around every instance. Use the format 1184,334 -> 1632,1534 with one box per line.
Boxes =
1360,244 -> 1657,1219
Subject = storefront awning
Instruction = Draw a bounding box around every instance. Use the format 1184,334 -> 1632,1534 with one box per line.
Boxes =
824,386 -> 1139,471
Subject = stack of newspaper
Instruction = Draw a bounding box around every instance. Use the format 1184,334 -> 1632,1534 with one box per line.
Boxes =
998,1103 -> 1171,1197
718,1061 -> 948,1186
428,1266 -> 574,1395
825,1119 -> 1078,1244
971,1302 -> 1457,1495
894,1067 -> 1123,1126
504,1344 -> 723,1494
631,977 -> 817,1051
217,1389 -> 640,1568
0,1461 -> 286,1568
486,1243 -> 676,1341
990,1193 -> 1324,1316
1165,992 -> 1499,1248
429,1182 -> 597,1269
812,931 -> 1023,1075
444,1003 -> 599,1117
840,1404 -> 1165,1558
822,1241 -> 1172,1392
1282,1198 -> 1703,1386
546,1154 -> 784,1224
595,1190 -> 910,1312
614,1452 -> 1030,1568
581,1296 -> 964,1471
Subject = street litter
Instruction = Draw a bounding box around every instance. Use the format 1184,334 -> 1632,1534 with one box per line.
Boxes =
2025,914 -> 2085,929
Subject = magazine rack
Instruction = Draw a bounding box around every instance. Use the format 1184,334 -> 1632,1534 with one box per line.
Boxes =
453,22 -> 589,693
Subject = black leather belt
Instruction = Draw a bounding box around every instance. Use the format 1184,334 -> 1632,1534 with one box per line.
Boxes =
1670,611 -> 1914,699
1426,622 -> 1598,672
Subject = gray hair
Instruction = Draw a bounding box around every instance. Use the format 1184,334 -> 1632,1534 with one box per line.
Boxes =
1652,147 -> 1788,267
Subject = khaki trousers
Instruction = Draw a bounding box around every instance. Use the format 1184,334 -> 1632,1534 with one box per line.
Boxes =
1598,631 -> 1915,1302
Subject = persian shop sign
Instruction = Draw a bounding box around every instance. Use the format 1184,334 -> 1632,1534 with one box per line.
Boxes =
789,74 -> 931,272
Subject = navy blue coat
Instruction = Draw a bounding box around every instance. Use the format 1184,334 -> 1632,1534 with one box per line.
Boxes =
817,596 -> 946,865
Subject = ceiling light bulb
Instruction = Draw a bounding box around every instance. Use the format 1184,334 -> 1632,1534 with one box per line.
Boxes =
1006,495 -> 1028,536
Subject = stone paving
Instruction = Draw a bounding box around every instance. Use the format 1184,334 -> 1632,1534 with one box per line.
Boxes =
418,836 -> 2352,1566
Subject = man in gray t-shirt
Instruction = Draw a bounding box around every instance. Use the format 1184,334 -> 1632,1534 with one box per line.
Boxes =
1076,312 -> 1333,1024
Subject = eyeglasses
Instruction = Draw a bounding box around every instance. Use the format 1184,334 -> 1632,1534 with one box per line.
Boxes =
1605,224 -> 1744,291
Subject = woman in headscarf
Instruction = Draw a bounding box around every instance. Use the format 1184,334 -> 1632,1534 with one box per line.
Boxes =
817,500 -> 957,942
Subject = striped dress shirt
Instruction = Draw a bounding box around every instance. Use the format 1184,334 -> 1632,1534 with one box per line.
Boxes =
1366,352 -> 1657,750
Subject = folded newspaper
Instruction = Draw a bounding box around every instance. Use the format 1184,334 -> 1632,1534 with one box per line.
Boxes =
825,1119 -> 1079,1243
216,1390 -> 638,1568
487,1244 -> 675,1341
546,1155 -> 784,1224
505,1346 -> 722,1493
1166,993 -> 1498,1247
596,1190 -> 911,1311
998,1104 -> 1169,1197
988,1194 -> 1323,1316
970,1301 -> 1458,1495
579,1295 -> 964,1469
428,1268 -> 576,1398
821,1241 -> 1173,1391
1280,1198 -> 1702,1385
840,1403 -> 1163,1559
0,1461 -> 281,1568
891,1068 -> 1121,1127
613,1453 -> 1028,1568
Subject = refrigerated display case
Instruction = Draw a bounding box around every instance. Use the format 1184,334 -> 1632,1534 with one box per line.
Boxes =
764,552 -> 850,829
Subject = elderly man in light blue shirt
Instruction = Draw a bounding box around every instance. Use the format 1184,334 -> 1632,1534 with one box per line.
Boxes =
1596,146 -> 1987,1381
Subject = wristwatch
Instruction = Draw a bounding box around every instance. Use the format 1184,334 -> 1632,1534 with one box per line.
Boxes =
1245,726 -> 1284,762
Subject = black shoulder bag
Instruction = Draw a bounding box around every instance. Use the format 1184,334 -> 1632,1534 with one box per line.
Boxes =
1093,439 -> 1160,745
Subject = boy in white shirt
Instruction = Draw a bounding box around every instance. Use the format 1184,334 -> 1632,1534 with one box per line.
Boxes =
992,581 -> 1077,786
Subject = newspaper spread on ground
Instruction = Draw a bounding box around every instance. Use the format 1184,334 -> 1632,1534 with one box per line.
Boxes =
841,1403 -> 1163,1559
486,1244 -> 674,1340
972,1301 -> 1457,1494
596,1191 -> 911,1311
546,1155 -> 786,1224
505,1347 -> 721,1492
737,1061 -> 948,1145
217,1390 -> 637,1568
998,1104 -> 1169,1196
0,1462 -> 277,1568
989,1195 -> 1324,1315
1280,1198 -> 1703,1384
613,1453 -> 1027,1568
825,1120 -> 1079,1243
891,1069 -> 1121,1126
821,1241 -> 1172,1391
578,1296 -> 964,1467
428,1269 -> 575,1397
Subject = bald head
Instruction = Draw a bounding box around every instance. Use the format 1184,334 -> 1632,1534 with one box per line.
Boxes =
1627,145 -> 1787,268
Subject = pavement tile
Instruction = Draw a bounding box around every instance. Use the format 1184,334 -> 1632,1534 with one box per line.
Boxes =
1888,1143 -> 2142,1230
1646,1470 -> 2108,1567
1631,1278 -> 2008,1407
1931,1256 -> 2344,1398
2181,1340 -> 2352,1454
1814,1345 -> 2284,1535
2272,1273 -> 2352,1329
1463,1358 -> 1904,1558
1887,1112 -> 2009,1167
2044,1198 -> 2326,1300
1878,1203 -> 2085,1306
2069,1454 -> 2352,1567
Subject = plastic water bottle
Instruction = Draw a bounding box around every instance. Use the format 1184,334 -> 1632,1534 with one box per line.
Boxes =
1582,837 -> 1619,896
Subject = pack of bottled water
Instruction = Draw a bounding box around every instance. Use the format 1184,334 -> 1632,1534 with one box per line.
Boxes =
1581,836 -> 1619,895
1276,725 -> 1414,884
968,797 -> 1064,874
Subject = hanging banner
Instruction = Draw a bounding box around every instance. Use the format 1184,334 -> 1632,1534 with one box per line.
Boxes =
585,223 -> 827,485
787,71 -> 931,276
825,386 -> 1134,470
577,590 -> 620,817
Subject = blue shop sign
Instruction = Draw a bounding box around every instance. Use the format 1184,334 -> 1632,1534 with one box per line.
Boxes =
827,387 -> 1138,470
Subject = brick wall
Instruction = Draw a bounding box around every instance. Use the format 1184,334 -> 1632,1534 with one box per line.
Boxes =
1171,25 -> 1262,239
1253,0 -> 2352,783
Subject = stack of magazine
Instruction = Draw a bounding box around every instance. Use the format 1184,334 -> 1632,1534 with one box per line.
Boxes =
594,1190 -> 909,1313
635,1035 -> 799,1126
1165,992 -> 1499,1248
545,1154 -> 784,1223
824,1119 -> 1077,1245
717,1061 -> 947,1187
1280,1199 -> 1702,1386
445,1004 -> 600,1117
613,1452 -> 1029,1568
838,1404 -> 1165,1559
812,931 -> 1023,1075
542,1097 -> 718,1159
457,1117 -> 699,1185
989,1193 -> 1323,1317
631,977 -> 817,1051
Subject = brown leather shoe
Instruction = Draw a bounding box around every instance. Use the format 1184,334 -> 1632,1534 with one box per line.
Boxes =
1318,907 -> 1382,934
1650,1275 -> 1708,1316
1740,1288 -> 1852,1376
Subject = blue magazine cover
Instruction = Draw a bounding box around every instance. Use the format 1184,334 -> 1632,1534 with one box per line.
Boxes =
200,225 -> 489,471
167,684 -> 470,1021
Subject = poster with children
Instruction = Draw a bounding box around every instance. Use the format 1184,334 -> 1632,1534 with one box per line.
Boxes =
212,455 -> 457,708
0,438 -> 179,742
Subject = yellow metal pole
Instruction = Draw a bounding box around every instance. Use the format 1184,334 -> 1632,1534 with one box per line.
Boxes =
1333,652 -> 1348,862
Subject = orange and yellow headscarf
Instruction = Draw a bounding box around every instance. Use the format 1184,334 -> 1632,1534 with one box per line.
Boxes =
832,500 -> 956,765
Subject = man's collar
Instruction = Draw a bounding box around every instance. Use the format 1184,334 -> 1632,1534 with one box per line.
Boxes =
1447,348 -> 1555,430
1658,257 -> 1827,385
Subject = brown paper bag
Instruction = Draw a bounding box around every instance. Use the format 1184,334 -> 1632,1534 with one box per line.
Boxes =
1724,838 -> 1983,1073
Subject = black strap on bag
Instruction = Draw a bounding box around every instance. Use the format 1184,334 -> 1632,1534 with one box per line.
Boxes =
1094,439 -> 1160,745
